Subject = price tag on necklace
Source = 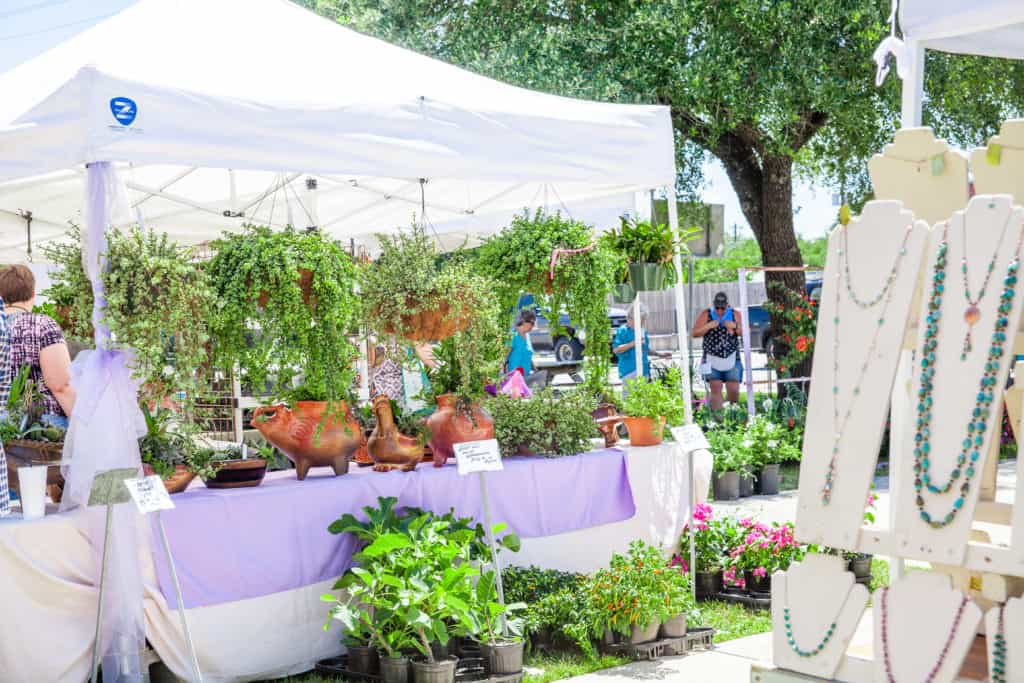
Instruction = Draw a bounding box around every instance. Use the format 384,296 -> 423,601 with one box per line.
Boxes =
670,425 -> 710,454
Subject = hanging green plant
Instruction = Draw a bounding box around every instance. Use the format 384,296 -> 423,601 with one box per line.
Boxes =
206,224 -> 360,403
474,210 -> 618,398
600,216 -> 699,290
40,223 -> 95,343
43,225 -> 213,400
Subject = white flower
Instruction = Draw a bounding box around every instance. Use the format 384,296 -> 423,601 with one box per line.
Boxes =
762,399 -> 773,411
765,422 -> 777,432
741,439 -> 753,449
767,440 -> 779,449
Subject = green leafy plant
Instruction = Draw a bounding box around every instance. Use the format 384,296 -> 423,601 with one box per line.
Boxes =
622,376 -> 684,423
206,224 -> 360,403
677,504 -> 741,573
474,210 -> 618,399
600,217 -> 699,287
474,568 -> 527,644
764,282 -> 818,378
43,225 -> 213,400
728,521 -> 805,579
139,403 -> 195,479
489,389 -> 598,457
707,428 -> 755,478
0,365 -> 66,443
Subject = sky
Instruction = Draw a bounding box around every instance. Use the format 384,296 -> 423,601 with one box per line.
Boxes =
0,0 -> 839,240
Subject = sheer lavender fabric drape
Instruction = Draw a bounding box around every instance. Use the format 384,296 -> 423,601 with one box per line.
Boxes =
60,162 -> 148,682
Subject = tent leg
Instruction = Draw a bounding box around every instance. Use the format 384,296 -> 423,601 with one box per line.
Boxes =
900,39 -> 924,128
737,269 -> 756,416
666,187 -> 694,425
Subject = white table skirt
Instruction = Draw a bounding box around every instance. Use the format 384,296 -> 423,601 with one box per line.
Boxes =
0,443 -> 710,682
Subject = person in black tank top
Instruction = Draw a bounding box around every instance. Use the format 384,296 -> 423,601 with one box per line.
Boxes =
692,291 -> 743,410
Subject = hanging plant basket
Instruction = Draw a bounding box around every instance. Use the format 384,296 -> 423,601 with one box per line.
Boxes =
376,296 -> 470,342
627,262 -> 669,292
257,267 -> 315,309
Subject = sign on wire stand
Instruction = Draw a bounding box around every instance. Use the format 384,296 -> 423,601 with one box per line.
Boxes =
123,475 -> 175,514
670,424 -> 709,454
453,438 -> 509,636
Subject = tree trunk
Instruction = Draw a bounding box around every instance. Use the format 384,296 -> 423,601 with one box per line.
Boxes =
756,157 -> 810,397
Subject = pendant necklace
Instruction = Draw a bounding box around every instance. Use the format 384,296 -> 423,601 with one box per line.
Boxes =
960,207 -> 1013,359
880,587 -> 968,683
821,223 -> 913,505
992,605 -> 1008,683
914,218 -> 1023,528
782,575 -> 848,658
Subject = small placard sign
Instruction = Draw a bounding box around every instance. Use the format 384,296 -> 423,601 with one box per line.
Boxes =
454,439 -> 503,476
670,425 -> 710,454
123,475 -> 176,514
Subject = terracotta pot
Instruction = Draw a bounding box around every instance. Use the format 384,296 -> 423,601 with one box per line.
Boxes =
250,400 -> 360,480
354,432 -> 374,466
202,458 -> 267,489
425,394 -> 494,467
5,440 -> 65,502
622,415 -> 665,446
591,404 -> 621,448
143,463 -> 196,494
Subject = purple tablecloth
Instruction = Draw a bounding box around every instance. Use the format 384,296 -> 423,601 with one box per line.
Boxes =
150,448 -> 634,609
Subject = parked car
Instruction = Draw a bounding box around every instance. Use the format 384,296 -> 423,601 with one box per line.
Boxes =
743,278 -> 822,355
516,294 -> 628,363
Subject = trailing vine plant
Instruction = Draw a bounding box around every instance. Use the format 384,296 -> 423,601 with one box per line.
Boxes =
205,225 -> 360,403
474,210 -> 618,398
43,225 -> 213,401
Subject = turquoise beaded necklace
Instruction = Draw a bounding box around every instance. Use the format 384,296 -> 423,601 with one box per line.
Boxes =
913,217 -> 1023,529
992,605 -> 1008,683
782,576 -> 849,658
821,224 -> 913,505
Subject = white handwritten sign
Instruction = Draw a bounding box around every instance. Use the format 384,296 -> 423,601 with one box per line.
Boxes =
671,425 -> 710,454
454,439 -> 503,476
123,475 -> 176,514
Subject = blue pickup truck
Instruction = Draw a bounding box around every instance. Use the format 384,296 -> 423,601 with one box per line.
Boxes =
746,279 -> 822,354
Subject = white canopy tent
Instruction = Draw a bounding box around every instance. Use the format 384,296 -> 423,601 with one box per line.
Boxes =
0,0 -> 672,259
877,0 -> 1024,126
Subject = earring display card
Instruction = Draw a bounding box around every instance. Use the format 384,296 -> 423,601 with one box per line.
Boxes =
771,553 -> 869,680
872,572 -> 981,683
795,201 -> 929,550
986,597 -> 1024,683
892,196 -> 1024,566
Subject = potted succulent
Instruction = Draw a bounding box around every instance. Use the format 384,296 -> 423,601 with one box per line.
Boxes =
489,389 -> 599,457
139,404 -> 200,494
189,444 -> 268,489
0,366 -> 67,501
620,377 -> 684,447
473,569 -> 527,675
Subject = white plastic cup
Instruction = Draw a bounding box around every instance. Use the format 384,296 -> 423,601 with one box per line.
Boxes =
17,465 -> 47,520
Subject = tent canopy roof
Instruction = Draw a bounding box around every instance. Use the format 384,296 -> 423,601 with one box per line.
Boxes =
900,0 -> 1024,59
0,0 -> 672,259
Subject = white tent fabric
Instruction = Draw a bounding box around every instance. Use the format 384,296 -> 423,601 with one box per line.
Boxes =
899,0 -> 1024,59
0,0 -> 674,260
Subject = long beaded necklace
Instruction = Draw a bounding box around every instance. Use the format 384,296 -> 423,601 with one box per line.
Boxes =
992,605 -> 1008,683
880,587 -> 969,683
959,209 -> 1013,359
913,219 -> 1023,528
821,224 -> 913,504
782,576 -> 848,658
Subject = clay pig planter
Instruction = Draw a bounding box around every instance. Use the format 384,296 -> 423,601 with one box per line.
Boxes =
425,394 -> 494,467
251,400 -> 360,480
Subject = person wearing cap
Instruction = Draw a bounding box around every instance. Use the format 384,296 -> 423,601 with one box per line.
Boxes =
692,291 -> 743,410
614,303 -> 670,392
506,308 -> 537,377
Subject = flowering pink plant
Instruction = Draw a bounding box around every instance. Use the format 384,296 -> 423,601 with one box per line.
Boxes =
728,521 -> 804,577
678,504 -> 743,573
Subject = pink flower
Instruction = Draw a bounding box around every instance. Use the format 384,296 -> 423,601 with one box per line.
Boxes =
695,520 -> 709,532
694,503 -> 714,522
669,554 -> 683,567
739,518 -> 753,528
753,567 -> 767,578
760,541 -> 770,549
745,533 -> 761,546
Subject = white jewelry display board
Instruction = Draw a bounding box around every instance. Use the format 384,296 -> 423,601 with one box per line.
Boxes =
868,127 -> 969,226
795,201 -> 929,549
973,120 -> 1024,202
872,572 -> 981,683
771,553 -> 869,679
892,196 -> 1024,565
986,597 -> 1024,683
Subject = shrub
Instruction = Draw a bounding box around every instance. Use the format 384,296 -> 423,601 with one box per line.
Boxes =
490,389 -> 598,457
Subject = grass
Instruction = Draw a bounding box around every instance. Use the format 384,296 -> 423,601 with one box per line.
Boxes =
523,653 -> 629,683
696,600 -> 772,643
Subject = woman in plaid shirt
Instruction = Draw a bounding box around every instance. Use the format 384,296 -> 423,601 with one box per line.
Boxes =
0,265 -> 76,427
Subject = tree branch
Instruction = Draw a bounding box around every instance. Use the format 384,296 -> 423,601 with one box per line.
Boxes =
786,110 -> 829,152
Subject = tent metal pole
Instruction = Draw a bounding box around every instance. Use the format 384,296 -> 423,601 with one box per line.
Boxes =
900,39 -> 925,127
738,268 -> 756,416
666,187 -> 693,425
